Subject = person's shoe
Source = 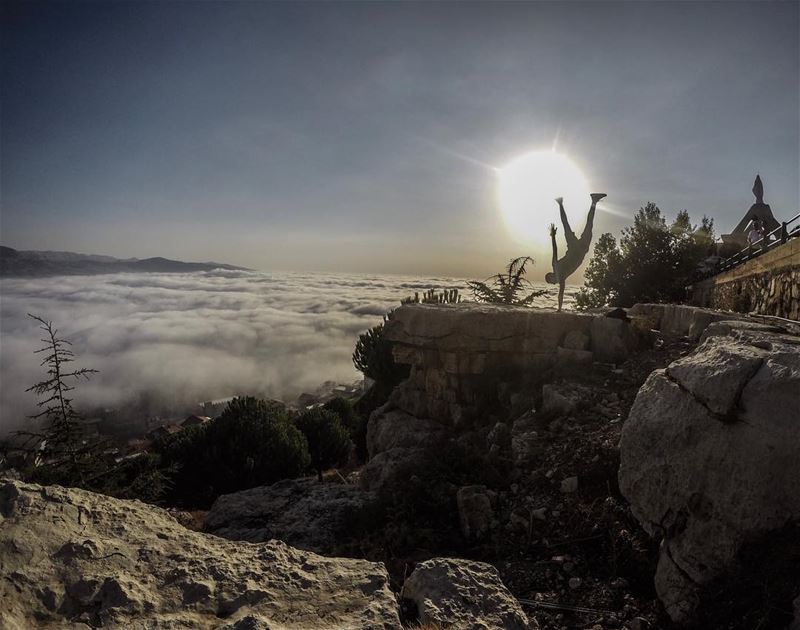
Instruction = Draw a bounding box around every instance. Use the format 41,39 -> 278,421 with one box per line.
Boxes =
554,197 -> 564,205
590,193 -> 607,203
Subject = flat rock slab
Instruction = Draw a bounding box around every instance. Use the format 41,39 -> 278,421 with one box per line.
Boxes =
0,479 -> 401,629
204,478 -> 379,555
385,302 -> 592,354
628,303 -> 748,340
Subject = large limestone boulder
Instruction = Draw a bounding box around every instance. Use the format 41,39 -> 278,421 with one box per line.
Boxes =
401,557 -> 533,629
0,479 -> 401,629
619,331 -> 800,622
204,478 -> 378,555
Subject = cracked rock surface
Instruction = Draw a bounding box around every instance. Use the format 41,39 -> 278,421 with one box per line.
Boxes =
401,557 -> 533,630
0,479 -> 401,629
619,330 -> 800,623
204,478 -> 378,555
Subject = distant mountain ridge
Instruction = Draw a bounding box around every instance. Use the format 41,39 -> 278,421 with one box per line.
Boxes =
0,246 -> 251,277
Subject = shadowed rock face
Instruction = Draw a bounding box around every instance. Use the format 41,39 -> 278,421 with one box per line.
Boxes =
619,330 -> 800,623
382,303 -> 642,427
204,478 -> 379,556
0,480 -> 401,629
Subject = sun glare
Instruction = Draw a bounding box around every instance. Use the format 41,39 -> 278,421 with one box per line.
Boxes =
498,150 -> 591,246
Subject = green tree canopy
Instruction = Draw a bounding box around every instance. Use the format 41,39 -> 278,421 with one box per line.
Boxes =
295,408 -> 352,481
156,396 -> 310,507
576,203 -> 715,309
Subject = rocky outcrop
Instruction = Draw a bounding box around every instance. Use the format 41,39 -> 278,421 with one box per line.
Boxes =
401,557 -> 533,629
0,479 -> 401,629
360,446 -> 426,493
204,478 -> 378,555
619,330 -> 800,622
628,303 -> 748,341
366,406 -> 447,459
383,303 -> 643,427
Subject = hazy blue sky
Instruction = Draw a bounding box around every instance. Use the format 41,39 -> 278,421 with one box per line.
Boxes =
2,1 -> 798,278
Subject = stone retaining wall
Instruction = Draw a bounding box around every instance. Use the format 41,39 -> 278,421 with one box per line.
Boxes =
691,238 -> 799,320
382,303 -> 643,426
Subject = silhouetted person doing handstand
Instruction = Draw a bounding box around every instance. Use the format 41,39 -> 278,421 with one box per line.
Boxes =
546,193 -> 607,311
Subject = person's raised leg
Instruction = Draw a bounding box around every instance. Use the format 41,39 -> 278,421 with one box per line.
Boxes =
580,193 -> 606,241
556,197 -> 578,247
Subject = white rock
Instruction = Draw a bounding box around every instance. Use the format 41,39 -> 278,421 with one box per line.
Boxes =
0,479 -> 401,629
619,332 -> 800,623
401,557 -> 534,629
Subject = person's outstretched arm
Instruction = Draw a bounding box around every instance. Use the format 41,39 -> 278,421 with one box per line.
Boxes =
558,280 -> 565,312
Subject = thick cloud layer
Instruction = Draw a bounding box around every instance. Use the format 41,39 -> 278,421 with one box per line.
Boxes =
0,270 -> 573,433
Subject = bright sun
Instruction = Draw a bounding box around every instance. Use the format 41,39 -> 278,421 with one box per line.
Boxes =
498,150 -> 591,245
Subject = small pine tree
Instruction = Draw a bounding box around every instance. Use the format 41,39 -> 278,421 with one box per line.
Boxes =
295,408 -> 351,481
18,314 -> 99,484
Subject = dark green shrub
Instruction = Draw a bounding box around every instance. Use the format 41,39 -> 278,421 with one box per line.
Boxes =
156,397 -> 310,507
352,316 -> 406,387
323,397 -> 368,463
92,453 -> 175,505
295,408 -> 351,481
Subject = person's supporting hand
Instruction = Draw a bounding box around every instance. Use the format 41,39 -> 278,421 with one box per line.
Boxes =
549,223 -> 557,238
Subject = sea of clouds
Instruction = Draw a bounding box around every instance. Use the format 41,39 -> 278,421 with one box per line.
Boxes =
0,269 -> 577,433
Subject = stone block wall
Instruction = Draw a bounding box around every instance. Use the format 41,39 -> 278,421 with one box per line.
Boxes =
382,303 -> 643,427
691,238 -> 799,320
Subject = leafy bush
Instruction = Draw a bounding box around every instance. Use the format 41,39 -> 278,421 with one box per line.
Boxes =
295,408 -> 352,481
352,316 -> 406,387
156,397 -> 310,507
323,396 -> 368,463
467,256 -> 548,306
576,204 -> 715,309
